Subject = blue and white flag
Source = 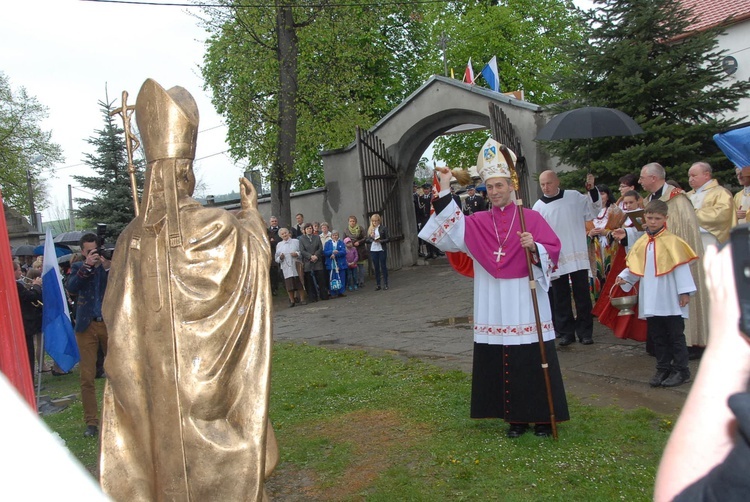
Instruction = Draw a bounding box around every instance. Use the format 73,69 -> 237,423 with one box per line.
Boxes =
480,56 -> 500,93
42,229 -> 79,372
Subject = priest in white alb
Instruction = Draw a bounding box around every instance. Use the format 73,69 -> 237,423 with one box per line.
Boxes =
419,139 -> 569,438
532,170 -> 601,346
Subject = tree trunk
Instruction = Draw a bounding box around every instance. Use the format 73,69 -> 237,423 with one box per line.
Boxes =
272,3 -> 298,229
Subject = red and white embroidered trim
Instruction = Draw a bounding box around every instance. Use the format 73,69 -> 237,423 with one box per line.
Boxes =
474,321 -> 554,336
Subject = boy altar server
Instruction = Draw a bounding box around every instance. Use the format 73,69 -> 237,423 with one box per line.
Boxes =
616,200 -> 698,388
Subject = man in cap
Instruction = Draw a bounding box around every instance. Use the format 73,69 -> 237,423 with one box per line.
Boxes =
419,138 -> 569,438
532,170 -> 601,346
463,184 -> 486,215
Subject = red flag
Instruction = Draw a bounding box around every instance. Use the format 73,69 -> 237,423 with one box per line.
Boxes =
463,58 -> 475,84
432,168 -> 475,277
0,191 -> 36,408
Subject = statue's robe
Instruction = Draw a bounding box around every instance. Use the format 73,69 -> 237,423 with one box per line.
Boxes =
100,184 -> 277,501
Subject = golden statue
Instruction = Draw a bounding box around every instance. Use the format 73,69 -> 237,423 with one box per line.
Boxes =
100,79 -> 277,501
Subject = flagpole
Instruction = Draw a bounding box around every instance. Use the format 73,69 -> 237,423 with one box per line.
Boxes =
498,144 -> 558,440
36,330 -> 44,407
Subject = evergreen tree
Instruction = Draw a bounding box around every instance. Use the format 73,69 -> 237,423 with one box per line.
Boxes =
73,97 -> 143,243
545,0 -> 750,189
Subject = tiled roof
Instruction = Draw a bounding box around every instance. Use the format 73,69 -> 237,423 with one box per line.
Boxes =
678,0 -> 750,33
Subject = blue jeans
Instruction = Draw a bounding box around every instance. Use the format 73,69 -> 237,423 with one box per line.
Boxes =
346,267 -> 358,288
370,250 -> 388,287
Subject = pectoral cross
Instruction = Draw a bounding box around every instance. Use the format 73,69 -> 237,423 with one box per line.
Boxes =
493,246 -> 505,262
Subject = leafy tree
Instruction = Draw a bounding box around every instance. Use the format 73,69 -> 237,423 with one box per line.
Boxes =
544,0 -> 750,189
200,1 -> 432,226
73,97 -> 143,243
427,0 -> 584,168
0,71 -> 63,214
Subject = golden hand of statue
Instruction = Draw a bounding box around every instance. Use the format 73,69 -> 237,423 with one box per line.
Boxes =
240,178 -> 258,211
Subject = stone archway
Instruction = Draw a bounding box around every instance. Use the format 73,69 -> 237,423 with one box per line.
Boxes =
320,75 -> 559,269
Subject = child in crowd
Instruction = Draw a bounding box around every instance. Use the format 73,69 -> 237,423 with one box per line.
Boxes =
344,237 -> 359,291
615,200 -> 697,387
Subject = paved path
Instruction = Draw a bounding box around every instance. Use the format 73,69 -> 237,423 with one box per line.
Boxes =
272,258 -> 696,416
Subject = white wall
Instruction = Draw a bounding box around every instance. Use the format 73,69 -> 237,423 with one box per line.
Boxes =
717,21 -> 750,122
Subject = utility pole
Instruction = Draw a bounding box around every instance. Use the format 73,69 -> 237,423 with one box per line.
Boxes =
68,184 -> 75,231
26,170 -> 37,231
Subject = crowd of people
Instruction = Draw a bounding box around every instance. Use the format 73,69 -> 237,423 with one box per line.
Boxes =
12,233 -> 108,438
268,213 -> 391,307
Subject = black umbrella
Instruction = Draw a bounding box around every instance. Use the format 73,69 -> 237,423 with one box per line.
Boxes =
13,245 -> 37,257
53,231 -> 88,245
535,106 -> 644,141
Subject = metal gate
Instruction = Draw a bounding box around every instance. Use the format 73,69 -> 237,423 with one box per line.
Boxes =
488,103 -> 530,204
356,126 -> 403,270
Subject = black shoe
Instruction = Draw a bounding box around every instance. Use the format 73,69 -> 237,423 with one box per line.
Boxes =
384,285 -> 389,290
95,371 -> 106,379
580,338 -> 594,345
558,336 -> 575,347
662,370 -> 690,388
338,294 -> 346,298
51,369 -> 70,377
288,301 -> 296,308
507,423 -> 529,438
84,425 -> 98,438
534,424 -> 552,437
649,370 -> 670,388
375,286 -> 381,291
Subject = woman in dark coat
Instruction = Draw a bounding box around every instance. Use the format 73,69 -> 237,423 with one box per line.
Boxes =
298,223 -> 329,301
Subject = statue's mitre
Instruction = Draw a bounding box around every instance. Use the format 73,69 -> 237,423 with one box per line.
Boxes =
476,138 -> 517,183
135,78 -> 199,162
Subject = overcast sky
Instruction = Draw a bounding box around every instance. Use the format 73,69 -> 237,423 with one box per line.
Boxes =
2,0 -> 593,224
1,0 -> 235,222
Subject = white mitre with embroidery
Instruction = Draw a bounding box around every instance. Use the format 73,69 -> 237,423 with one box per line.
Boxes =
477,138 -> 516,182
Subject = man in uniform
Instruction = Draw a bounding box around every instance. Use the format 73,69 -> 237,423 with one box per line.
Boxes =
532,170 -> 600,346
686,161 -> 736,245
419,138 -> 569,438
463,184 -> 486,215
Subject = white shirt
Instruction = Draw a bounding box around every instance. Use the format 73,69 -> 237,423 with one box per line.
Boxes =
618,240 -> 696,319
275,238 -> 301,278
532,189 -> 601,278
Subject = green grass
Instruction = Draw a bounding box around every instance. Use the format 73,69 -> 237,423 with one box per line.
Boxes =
41,343 -> 671,500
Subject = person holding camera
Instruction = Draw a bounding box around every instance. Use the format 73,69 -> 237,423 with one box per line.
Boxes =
655,237 -> 750,500
65,232 -> 110,438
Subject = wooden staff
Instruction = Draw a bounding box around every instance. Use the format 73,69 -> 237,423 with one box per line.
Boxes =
498,144 -> 558,440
